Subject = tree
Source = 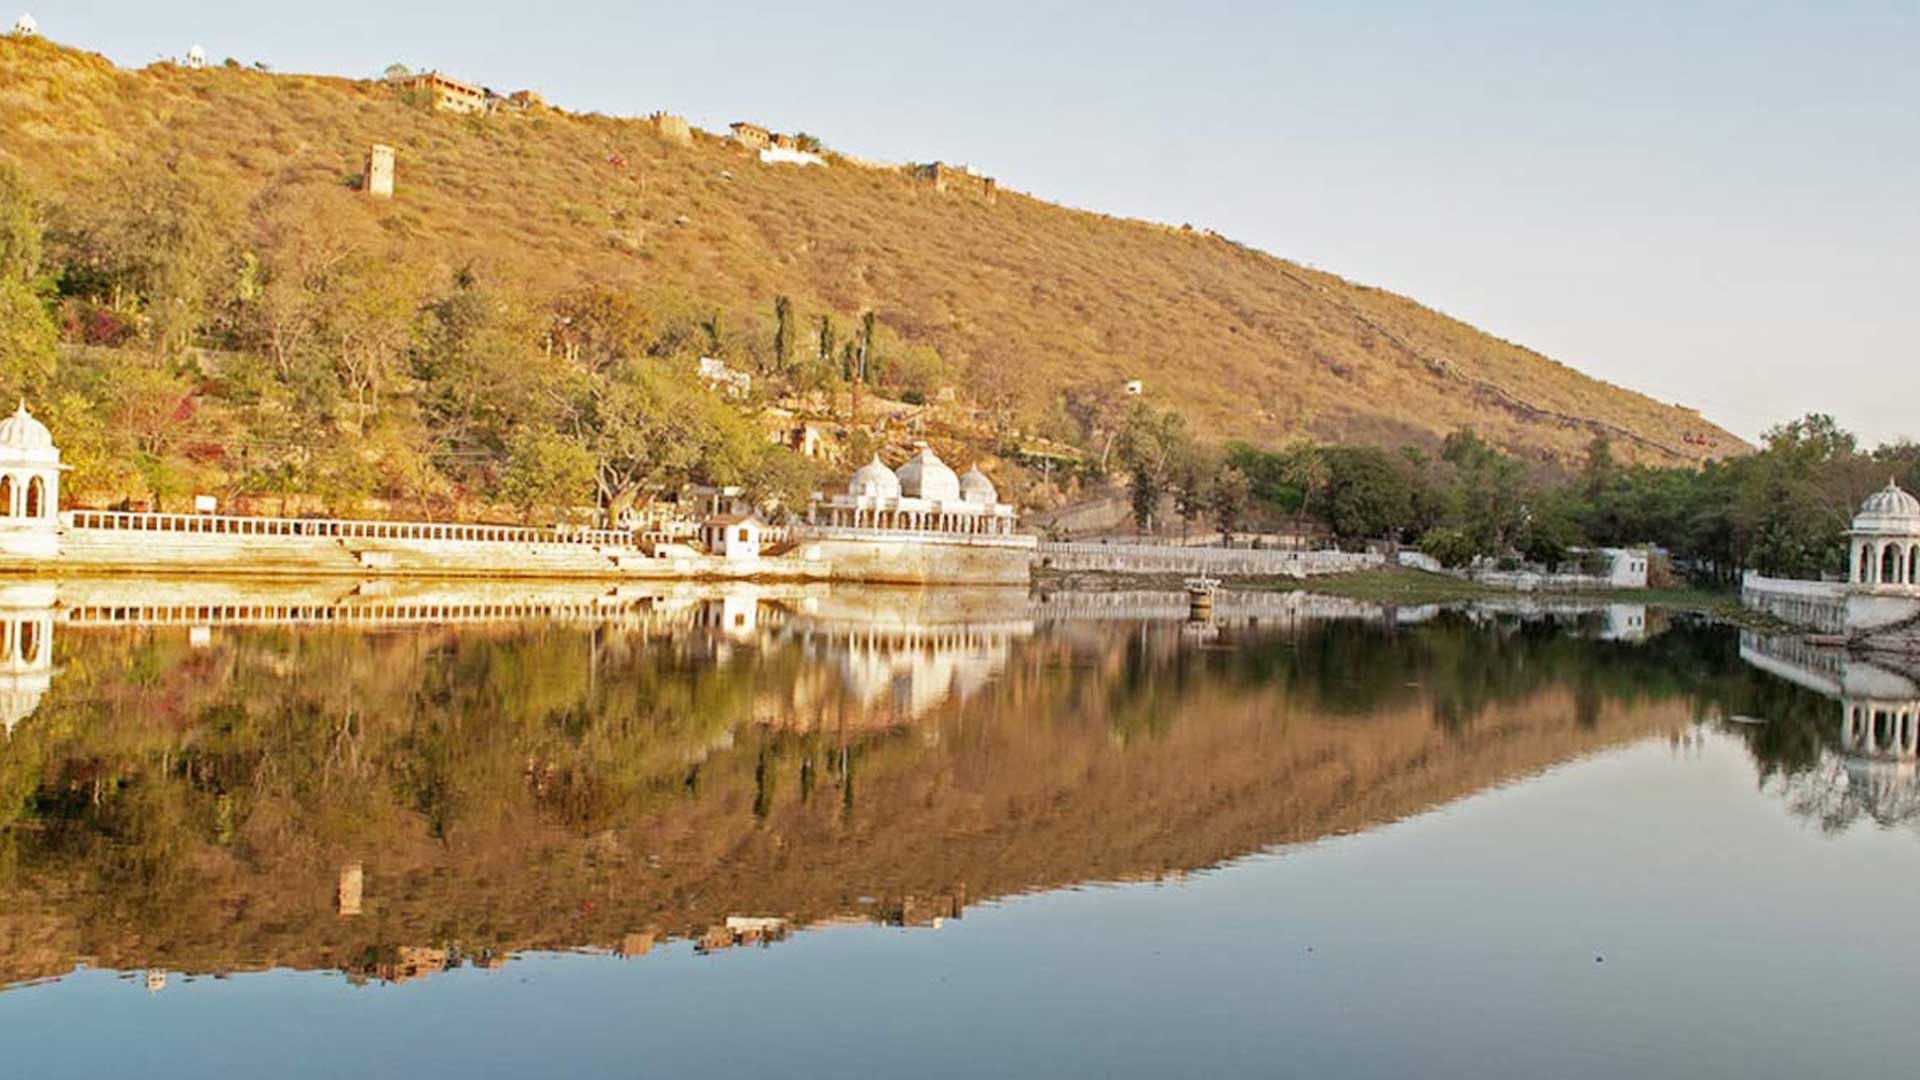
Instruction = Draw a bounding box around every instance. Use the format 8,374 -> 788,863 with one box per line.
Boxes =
0,163 -> 54,397
1321,446 -> 1413,541
1115,402 -> 1189,533
771,295 -> 794,374
1209,465 -> 1252,543
857,310 -> 877,383
499,430 -> 596,524
815,314 -> 836,367
1173,454 -> 1207,541
1419,526 -> 1477,569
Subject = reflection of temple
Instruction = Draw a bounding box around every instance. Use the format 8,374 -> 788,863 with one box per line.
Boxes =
785,618 -> 1029,725
0,583 -> 54,737
1739,629 -> 1920,827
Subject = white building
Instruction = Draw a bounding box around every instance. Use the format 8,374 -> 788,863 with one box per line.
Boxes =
808,445 -> 1019,537
701,513 -> 764,560
1744,479 -> 1920,635
0,402 -> 65,560
1848,479 -> 1920,589
12,12 -> 36,35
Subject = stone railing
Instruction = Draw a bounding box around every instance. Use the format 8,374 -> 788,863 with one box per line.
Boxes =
1740,571 -> 1849,634
1035,542 -> 1381,577
65,509 -> 638,549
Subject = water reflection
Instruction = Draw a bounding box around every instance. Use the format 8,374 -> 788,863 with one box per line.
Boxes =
1735,629 -> 1920,831
0,579 -> 1838,993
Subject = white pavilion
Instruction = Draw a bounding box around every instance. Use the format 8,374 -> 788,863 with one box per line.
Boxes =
0,402 -> 64,559
1849,479 -> 1920,590
808,444 -> 1018,537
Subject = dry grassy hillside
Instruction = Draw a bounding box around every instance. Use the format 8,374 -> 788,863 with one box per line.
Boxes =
0,35 -> 1742,464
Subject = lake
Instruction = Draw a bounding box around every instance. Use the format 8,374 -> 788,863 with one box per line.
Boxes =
0,583 -> 1914,1077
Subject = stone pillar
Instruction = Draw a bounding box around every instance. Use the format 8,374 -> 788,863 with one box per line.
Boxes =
364,145 -> 395,198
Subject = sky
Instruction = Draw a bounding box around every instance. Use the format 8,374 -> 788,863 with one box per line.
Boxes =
22,1 -> 1919,446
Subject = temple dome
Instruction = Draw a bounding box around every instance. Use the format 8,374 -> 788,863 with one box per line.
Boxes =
848,455 -> 900,499
959,466 -> 997,506
895,446 -> 960,502
1853,480 -> 1920,535
0,402 -> 57,463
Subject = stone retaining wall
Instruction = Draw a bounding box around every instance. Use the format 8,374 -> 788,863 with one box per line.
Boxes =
1740,572 -> 1849,634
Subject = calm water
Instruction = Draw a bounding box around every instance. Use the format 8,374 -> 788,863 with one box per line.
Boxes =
0,582 -> 1914,1077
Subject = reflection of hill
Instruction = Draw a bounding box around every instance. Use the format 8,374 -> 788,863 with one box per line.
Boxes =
0,599 -> 1728,989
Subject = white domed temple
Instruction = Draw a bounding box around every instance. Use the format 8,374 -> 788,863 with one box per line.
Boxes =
0,402 -> 66,560
808,445 -> 1020,537
1849,479 -> 1920,589
1744,479 -> 1920,638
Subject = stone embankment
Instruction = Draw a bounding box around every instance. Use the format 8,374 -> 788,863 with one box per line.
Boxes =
2,511 -> 1044,586
1034,541 -> 1382,578
1739,573 -> 1851,635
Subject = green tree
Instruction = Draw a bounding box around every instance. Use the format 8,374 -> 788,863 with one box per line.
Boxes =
0,163 -> 54,397
1116,402 -> 1189,533
1209,465 -> 1252,543
771,295 -> 794,374
499,430 -> 596,524
1322,446 -> 1412,541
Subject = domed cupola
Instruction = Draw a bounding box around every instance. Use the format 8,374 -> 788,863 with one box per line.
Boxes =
959,465 -> 997,506
848,455 -> 901,499
0,402 -> 59,465
895,445 -> 960,502
1852,479 -> 1920,536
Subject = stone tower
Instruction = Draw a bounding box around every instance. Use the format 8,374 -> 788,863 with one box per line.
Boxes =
364,144 -> 395,198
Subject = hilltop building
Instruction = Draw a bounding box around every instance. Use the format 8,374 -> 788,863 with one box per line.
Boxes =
648,112 -> 692,145
728,121 -> 771,150
12,13 -> 35,36
185,45 -> 206,69
914,162 -> 997,201
400,71 -> 487,114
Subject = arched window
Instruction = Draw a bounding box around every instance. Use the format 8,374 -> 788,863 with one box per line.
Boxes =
1884,545 -> 1903,585
1861,544 -> 1874,582
24,476 -> 43,519
1910,545 -> 1919,585
20,621 -> 39,665
0,475 -> 14,518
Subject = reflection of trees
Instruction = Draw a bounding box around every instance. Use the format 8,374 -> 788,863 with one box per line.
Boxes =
0,611 -> 1729,988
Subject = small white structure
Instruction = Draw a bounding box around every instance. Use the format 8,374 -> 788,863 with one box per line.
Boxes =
185,44 -> 207,69
1597,547 -> 1650,589
0,402 -> 65,560
1124,379 -> 1144,396
12,12 -> 35,35
696,356 -> 751,399
808,445 -> 1020,537
701,513 -> 763,560
760,146 -> 825,167
1848,479 -> 1920,590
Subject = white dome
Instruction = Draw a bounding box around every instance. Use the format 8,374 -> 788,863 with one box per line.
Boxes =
1853,480 -> 1920,535
848,455 -> 900,499
0,402 -> 57,463
895,446 -> 959,502
13,13 -> 36,35
959,466 -> 997,506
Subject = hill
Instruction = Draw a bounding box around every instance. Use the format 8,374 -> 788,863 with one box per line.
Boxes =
0,35 -> 1741,503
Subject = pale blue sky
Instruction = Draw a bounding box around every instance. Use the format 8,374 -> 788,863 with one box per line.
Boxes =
25,2 -> 1920,445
